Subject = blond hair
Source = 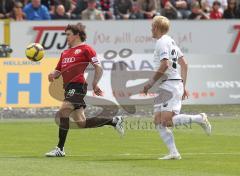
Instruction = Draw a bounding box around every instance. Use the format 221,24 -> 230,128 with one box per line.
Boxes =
152,16 -> 170,35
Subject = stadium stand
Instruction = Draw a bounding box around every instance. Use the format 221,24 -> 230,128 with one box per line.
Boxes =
0,0 -> 238,20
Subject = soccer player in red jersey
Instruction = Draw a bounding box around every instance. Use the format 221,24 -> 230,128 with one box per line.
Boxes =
45,23 -> 124,157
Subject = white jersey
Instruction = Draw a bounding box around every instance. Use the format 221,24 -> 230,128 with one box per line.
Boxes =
153,35 -> 183,80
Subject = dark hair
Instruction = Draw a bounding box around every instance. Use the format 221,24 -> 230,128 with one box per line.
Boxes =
213,1 -> 221,6
227,0 -> 236,5
65,23 -> 87,42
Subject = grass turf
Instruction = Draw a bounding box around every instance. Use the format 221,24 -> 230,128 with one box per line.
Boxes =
0,117 -> 240,176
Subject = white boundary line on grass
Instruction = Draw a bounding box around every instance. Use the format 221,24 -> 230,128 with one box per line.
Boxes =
67,152 -> 240,157
1,152 -> 240,158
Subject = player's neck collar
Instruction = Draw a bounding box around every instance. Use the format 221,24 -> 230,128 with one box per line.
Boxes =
71,42 -> 85,48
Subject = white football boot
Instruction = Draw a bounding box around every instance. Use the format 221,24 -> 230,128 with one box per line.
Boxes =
45,147 -> 65,157
158,153 -> 182,160
199,113 -> 212,135
113,116 -> 124,136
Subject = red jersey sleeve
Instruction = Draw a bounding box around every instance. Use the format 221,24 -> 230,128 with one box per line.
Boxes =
85,46 -> 99,64
55,53 -> 63,71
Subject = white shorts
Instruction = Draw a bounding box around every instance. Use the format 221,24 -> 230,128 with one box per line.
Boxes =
154,80 -> 183,114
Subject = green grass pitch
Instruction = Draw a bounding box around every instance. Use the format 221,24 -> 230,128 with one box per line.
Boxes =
0,116 -> 240,176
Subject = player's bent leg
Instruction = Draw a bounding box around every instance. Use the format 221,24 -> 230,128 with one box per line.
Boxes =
172,114 -> 203,126
71,108 -> 86,128
172,113 -> 212,135
84,115 -> 124,136
72,108 -> 124,136
160,111 -> 175,127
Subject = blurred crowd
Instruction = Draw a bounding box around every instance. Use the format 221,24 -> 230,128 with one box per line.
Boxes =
0,0 -> 240,21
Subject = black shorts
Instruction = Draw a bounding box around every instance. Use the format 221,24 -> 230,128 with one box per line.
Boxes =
64,82 -> 87,109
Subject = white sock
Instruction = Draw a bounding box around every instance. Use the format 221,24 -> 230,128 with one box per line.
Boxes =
156,124 -> 179,155
172,114 -> 203,126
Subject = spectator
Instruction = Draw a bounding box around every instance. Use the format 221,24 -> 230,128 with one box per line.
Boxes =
155,0 -> 162,13
71,0 -> 88,19
10,1 -> 25,21
161,1 -> 179,19
188,1 -> 209,19
138,0 -> 157,19
170,0 -> 191,19
205,0 -> 227,13
23,0 -> 51,20
0,0 -> 15,19
113,0 -> 133,19
51,4 -> 70,19
201,0 -> 211,15
54,0 -> 73,16
130,0 -> 144,19
18,0 -> 31,7
71,0 -> 77,5
223,0 -> 240,18
81,0 -> 105,20
210,0 -> 223,19
100,0 -> 113,19
41,0 -> 55,12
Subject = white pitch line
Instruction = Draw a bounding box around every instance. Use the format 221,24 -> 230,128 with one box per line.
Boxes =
182,152 -> 240,155
68,152 -> 240,157
1,152 -> 240,158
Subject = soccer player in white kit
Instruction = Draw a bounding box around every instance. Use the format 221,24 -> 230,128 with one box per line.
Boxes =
143,16 -> 212,160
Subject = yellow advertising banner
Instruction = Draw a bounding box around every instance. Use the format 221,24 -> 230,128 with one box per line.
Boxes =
0,58 -> 62,108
